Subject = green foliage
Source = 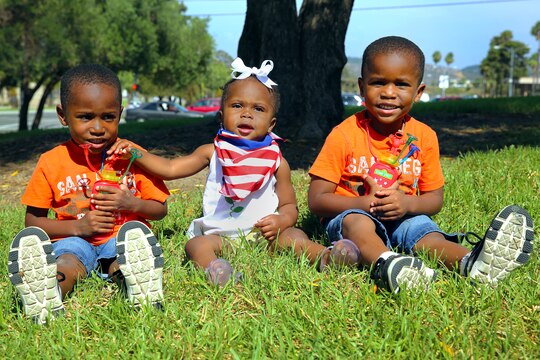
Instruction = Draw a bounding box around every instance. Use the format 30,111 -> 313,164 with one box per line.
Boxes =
0,146 -> 539,358
481,30 -> 531,97
0,0 -> 217,129
432,50 -> 442,66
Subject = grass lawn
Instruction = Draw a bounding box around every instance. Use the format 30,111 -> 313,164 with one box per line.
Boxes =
0,98 -> 539,358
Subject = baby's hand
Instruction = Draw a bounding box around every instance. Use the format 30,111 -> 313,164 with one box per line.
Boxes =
254,214 -> 286,241
107,139 -> 138,160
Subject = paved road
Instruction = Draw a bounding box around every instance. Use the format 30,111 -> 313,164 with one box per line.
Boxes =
0,110 -> 60,133
0,110 -> 126,133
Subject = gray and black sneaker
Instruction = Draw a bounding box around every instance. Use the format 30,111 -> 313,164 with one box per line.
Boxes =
8,227 -> 64,324
116,221 -> 164,308
462,205 -> 534,285
370,254 -> 437,293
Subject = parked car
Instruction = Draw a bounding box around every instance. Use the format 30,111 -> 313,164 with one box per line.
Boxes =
341,93 -> 364,107
186,97 -> 221,113
125,101 -> 205,123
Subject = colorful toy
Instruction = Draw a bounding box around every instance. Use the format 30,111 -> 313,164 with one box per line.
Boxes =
79,144 -> 142,224
365,124 -> 420,188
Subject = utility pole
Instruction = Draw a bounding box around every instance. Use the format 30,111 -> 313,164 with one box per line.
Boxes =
508,47 -> 515,97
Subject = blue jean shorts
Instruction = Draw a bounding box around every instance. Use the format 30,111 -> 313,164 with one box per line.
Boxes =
52,236 -> 117,276
324,209 -> 459,254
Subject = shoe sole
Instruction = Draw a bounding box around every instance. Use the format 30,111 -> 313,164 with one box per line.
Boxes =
7,227 -> 64,324
469,205 -> 534,285
385,256 -> 437,293
116,221 -> 164,307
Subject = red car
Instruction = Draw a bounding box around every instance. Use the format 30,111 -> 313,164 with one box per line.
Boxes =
186,97 -> 221,113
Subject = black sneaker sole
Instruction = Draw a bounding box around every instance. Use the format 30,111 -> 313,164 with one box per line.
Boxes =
8,227 -> 64,324
384,256 -> 437,293
469,205 -> 534,285
116,221 -> 164,307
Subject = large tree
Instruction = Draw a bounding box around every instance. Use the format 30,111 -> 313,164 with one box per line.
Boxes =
481,31 -> 529,97
238,0 -> 354,140
0,0 -> 214,131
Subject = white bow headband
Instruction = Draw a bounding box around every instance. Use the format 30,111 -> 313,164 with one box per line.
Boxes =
230,57 -> 278,88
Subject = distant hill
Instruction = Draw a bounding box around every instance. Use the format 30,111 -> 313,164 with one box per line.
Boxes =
343,57 -> 482,93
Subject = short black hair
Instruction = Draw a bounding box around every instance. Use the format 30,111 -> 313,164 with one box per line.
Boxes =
219,75 -> 281,115
60,64 -> 122,110
361,36 -> 425,84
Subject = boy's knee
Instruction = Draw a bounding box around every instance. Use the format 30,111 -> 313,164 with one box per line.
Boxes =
342,213 -> 375,234
56,253 -> 87,280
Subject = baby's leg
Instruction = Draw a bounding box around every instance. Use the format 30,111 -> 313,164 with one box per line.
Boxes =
271,227 -> 327,264
185,234 -> 223,269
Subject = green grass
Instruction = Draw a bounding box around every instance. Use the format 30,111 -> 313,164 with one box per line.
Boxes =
0,144 -> 539,358
1,99 -> 539,357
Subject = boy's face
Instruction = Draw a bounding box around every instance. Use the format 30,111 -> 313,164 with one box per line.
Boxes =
358,52 -> 425,132
56,82 -> 123,154
220,77 -> 277,141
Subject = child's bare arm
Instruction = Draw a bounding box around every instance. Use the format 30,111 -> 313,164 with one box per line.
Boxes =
25,206 -> 116,238
108,140 -> 213,180
254,158 -> 298,241
308,175 -> 381,218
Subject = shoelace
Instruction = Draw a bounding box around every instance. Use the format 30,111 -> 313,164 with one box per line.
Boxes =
460,232 -> 484,275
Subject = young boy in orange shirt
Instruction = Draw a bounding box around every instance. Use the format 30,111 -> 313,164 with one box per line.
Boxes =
308,36 -> 534,293
8,64 -> 169,323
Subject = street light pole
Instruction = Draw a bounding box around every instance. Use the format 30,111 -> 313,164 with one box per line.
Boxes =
508,47 -> 515,97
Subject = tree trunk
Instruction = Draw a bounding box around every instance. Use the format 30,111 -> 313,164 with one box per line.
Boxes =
238,0 -> 303,138
299,0 -> 353,139
18,76 -> 47,131
238,0 -> 354,141
32,78 -> 58,130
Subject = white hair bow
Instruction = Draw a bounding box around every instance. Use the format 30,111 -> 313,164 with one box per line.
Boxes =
230,57 -> 278,88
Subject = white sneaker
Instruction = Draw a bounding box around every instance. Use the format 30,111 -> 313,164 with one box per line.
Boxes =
116,221 -> 164,308
371,254 -> 437,293
8,227 -> 64,324
463,205 -> 534,285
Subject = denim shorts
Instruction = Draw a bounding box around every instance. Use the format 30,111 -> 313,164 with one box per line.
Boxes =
324,209 -> 459,254
52,236 -> 117,276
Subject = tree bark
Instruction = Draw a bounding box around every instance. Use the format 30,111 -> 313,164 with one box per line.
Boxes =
32,77 -> 58,130
238,0 -> 354,141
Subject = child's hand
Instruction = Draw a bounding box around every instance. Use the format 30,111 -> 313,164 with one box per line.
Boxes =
77,209 -> 116,236
254,214 -> 288,241
369,182 -> 408,221
106,139 -> 140,160
90,184 -> 138,214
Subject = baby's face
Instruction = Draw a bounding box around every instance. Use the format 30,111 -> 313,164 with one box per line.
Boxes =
358,52 -> 425,133
221,77 -> 276,141
57,82 -> 123,153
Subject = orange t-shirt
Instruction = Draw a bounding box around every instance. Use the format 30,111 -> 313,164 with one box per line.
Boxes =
21,140 -> 170,245
309,110 -> 444,197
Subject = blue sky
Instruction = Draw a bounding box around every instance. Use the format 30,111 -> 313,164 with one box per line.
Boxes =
184,0 -> 540,69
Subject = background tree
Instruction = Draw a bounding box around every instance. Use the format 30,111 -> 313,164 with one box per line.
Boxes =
0,0 -> 214,131
432,51 -> 442,67
481,30 -> 529,97
445,52 -> 454,68
238,0 -> 355,140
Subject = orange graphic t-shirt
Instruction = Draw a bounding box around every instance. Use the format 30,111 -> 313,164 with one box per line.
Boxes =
21,140 -> 169,245
309,110 -> 444,197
